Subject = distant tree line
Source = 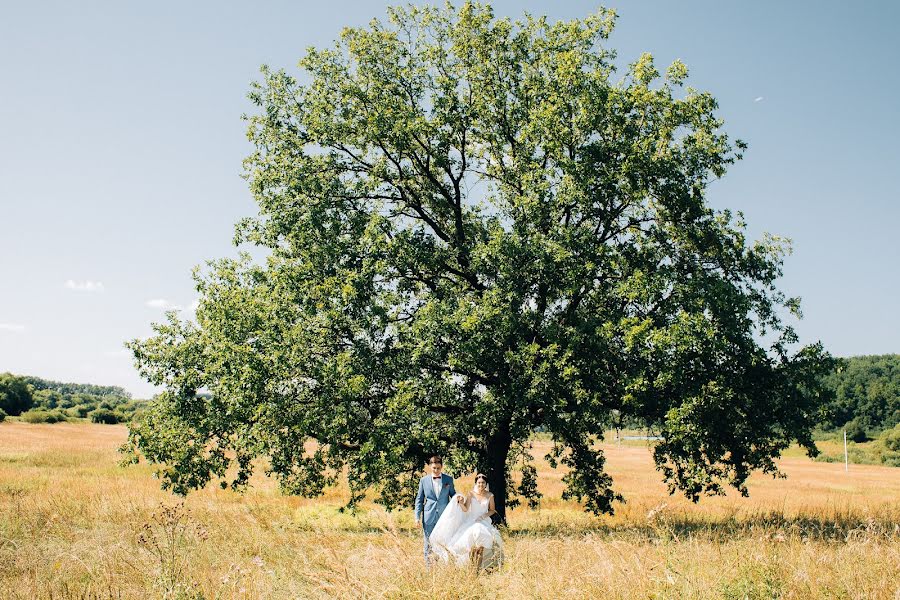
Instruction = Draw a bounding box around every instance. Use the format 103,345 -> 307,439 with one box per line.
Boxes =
822,355 -> 899,437
603,355 -> 899,441
21,375 -> 130,399
2,356 -> 898,433
0,373 -> 144,424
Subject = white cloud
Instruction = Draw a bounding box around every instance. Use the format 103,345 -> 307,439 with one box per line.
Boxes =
65,279 -> 105,292
0,323 -> 26,332
146,297 -> 201,313
754,96 -> 765,103
146,298 -> 178,310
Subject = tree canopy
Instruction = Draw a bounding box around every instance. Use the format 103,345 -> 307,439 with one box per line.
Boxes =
126,2 -> 833,521
824,354 -> 899,432
0,373 -> 34,416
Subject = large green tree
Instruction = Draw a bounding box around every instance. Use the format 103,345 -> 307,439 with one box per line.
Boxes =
126,3 -> 832,521
0,373 -> 34,416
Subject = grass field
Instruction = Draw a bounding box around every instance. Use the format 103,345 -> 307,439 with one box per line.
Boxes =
1,422 -> 898,599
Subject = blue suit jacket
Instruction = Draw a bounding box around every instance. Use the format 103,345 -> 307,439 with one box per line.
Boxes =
414,473 -> 456,534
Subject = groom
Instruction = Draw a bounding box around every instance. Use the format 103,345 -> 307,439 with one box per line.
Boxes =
414,454 -> 456,563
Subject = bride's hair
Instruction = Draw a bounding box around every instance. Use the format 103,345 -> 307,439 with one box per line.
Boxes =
473,473 -> 489,492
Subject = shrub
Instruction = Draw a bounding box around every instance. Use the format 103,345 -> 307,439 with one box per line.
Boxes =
881,423 -> 900,452
874,424 -> 900,467
846,420 -> 869,443
0,408 -> 6,422
89,408 -> 121,424
70,403 -> 96,418
20,409 -> 68,423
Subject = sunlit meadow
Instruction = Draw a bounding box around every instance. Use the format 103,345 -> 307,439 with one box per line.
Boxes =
1,421 -> 897,599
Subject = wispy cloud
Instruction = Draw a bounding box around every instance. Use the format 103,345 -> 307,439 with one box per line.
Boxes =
145,298 -> 200,312
65,279 -> 105,292
0,323 -> 26,332
146,298 -> 178,310
754,96 -> 765,103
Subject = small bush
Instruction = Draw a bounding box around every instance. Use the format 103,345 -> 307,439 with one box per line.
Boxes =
813,454 -> 840,464
71,403 -> 97,418
874,424 -> 900,467
880,423 -> 900,452
89,408 -> 121,424
20,409 -> 68,423
0,408 -> 6,422
846,420 -> 869,443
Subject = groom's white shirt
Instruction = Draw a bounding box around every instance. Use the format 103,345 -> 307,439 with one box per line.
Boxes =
431,476 -> 442,498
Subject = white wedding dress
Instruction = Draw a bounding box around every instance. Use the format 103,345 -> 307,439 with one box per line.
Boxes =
429,493 -> 503,569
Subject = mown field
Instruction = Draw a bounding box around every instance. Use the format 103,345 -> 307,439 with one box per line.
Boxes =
1,422 -> 898,599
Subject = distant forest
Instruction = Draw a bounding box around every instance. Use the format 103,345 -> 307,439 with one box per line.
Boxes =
1,354 -> 898,433
823,354 -> 899,433
0,373 -> 143,424
21,375 -> 130,399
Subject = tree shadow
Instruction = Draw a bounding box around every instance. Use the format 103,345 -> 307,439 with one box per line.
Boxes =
504,511 -> 900,543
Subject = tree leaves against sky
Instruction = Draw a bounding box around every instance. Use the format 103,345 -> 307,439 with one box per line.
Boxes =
125,2 -> 833,521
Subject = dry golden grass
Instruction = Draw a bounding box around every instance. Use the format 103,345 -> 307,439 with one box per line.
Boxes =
1,421 -> 898,599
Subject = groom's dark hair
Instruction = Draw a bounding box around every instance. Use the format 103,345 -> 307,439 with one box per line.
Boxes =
427,454 -> 443,465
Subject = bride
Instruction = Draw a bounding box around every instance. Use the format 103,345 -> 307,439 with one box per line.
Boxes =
428,473 -> 504,570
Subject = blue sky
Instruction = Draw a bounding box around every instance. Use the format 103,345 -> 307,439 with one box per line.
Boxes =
1,1 -> 897,397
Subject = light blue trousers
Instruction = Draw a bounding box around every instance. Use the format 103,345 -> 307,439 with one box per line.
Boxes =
422,524 -> 434,563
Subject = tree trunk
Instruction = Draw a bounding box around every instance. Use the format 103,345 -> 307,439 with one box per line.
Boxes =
484,428 -> 512,525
